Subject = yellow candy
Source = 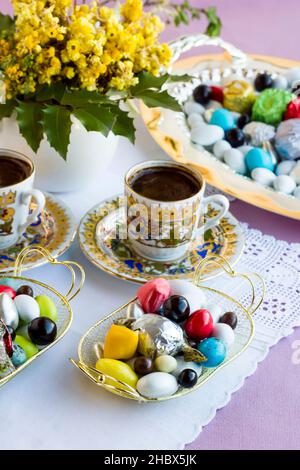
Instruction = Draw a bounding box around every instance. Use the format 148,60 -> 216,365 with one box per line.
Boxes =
224,80 -> 256,114
95,358 -> 138,390
103,324 -> 138,360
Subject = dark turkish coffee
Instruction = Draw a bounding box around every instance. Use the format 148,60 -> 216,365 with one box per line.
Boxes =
0,156 -> 32,188
130,166 -> 201,202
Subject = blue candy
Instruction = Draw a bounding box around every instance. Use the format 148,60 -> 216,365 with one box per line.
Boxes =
245,148 -> 275,172
210,109 -> 235,131
11,344 -> 27,367
197,337 -> 227,368
0,278 -> 20,290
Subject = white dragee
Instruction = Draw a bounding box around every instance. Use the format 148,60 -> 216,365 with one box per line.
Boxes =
0,124 -> 299,450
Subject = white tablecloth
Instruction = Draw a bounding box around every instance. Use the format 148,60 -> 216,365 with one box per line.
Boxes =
2,121 -> 300,450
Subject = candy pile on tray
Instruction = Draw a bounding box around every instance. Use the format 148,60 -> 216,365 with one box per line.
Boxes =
184,68 -> 300,198
95,278 -> 238,399
0,279 -> 58,379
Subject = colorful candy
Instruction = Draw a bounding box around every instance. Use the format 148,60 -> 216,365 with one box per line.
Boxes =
252,89 -> 294,126
28,317 -> 57,346
95,358 -> 138,390
14,295 -> 40,324
0,293 -> 19,330
177,369 -> 198,388
0,285 -> 16,299
14,335 -> 38,359
103,324 -> 138,360
184,309 -> 213,341
223,80 -> 255,114
137,278 -> 171,313
35,295 -> 58,322
154,355 -> 177,373
163,295 -> 190,323
11,344 -> 27,367
197,338 -> 227,368
137,372 -> 178,399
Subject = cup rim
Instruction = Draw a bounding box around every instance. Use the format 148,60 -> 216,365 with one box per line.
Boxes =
0,148 -> 35,190
124,160 -> 205,204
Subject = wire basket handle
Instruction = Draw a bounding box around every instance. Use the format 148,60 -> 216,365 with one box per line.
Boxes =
169,34 -> 248,66
70,359 -> 145,402
194,255 -> 265,316
14,246 -> 85,302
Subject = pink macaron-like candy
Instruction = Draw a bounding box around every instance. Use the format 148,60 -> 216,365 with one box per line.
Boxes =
137,278 -> 171,313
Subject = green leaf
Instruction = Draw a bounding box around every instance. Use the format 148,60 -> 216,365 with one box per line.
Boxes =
112,109 -> 135,144
73,104 -> 115,137
0,14 -> 14,37
203,7 -> 222,37
36,83 -> 66,103
135,90 -> 181,112
16,102 -> 43,153
60,89 -> 112,107
131,72 -> 190,95
41,105 -> 72,160
0,100 -> 16,120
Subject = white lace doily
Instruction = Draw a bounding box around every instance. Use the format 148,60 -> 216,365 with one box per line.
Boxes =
1,224 -> 299,450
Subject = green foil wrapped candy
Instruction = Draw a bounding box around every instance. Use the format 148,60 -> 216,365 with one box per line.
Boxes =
252,89 -> 294,126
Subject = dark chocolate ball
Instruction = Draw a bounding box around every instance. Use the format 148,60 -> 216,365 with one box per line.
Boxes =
225,128 -> 246,148
178,369 -> 198,388
219,311 -> 238,330
16,285 -> 34,297
134,356 -> 153,376
193,85 -> 212,105
6,325 -> 16,341
254,73 -> 274,92
237,114 -> 251,129
163,295 -> 190,323
28,317 -> 57,346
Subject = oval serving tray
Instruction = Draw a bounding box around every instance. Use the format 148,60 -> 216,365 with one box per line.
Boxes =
0,246 -> 85,387
140,35 -> 300,220
71,255 -> 265,403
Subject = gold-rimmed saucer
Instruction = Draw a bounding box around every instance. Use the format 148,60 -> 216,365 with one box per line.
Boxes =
78,195 -> 244,284
0,193 -> 76,273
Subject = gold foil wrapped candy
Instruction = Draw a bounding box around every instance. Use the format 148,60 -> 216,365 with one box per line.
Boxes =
223,80 -> 256,114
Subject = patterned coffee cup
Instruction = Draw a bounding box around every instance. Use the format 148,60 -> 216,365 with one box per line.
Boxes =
0,149 -> 45,249
125,161 -> 229,261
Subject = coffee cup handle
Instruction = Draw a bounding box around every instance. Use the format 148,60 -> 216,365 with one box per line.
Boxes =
19,189 -> 46,233
196,194 -> 230,235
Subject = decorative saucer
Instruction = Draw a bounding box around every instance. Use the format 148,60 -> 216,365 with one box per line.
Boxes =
78,195 -> 244,284
0,193 -> 76,273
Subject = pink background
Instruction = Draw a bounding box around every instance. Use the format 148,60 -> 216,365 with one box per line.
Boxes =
2,0 -> 300,450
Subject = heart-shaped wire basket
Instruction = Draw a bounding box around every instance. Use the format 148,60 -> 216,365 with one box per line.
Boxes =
0,246 -> 85,387
71,254 -> 265,403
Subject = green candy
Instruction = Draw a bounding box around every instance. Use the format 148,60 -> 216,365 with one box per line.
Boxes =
35,295 -> 58,322
252,89 -> 295,126
15,335 -> 38,359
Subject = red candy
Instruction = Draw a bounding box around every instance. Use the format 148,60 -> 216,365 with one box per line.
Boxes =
211,86 -> 224,104
3,330 -> 13,357
284,97 -> 300,120
137,278 -> 171,313
184,309 -> 213,341
0,285 -> 16,299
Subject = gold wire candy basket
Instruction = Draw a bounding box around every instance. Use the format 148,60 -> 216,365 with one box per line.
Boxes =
71,255 -> 265,403
0,246 -> 85,388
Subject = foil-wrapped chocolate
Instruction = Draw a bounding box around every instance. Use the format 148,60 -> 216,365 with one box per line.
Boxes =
0,320 -> 15,379
243,122 -> 276,147
223,80 -> 256,114
252,89 -> 294,126
275,119 -> 300,160
131,314 -> 206,363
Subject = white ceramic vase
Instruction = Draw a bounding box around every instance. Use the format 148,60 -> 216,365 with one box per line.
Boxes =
0,115 -> 118,192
